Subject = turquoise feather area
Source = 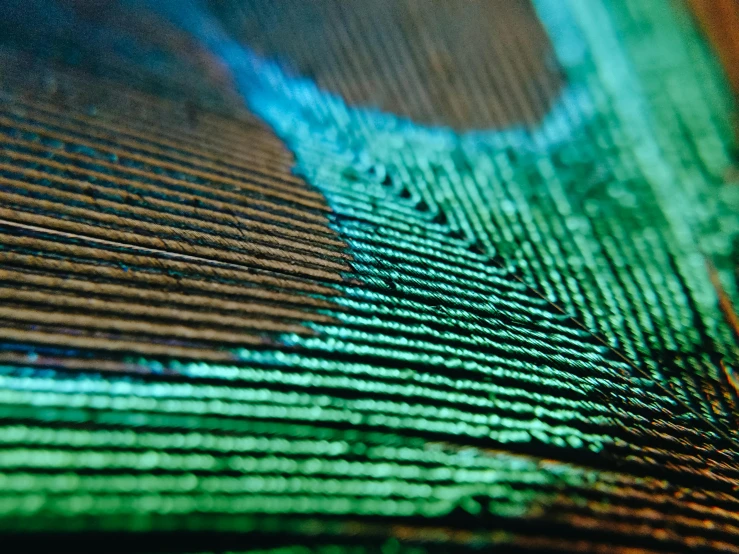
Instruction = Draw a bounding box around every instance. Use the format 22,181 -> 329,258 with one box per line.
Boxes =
216,0 -> 739,453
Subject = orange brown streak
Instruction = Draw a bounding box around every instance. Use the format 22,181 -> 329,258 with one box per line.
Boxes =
0,251 -> 340,309
0,113 -> 329,212
0,210 -> 349,282
0,177 -> 350,267
0,268 -> 338,323
1,230 -> 345,291
706,257 -> 739,339
0,136 -> 337,232
9,95 -> 312,188
688,0 -> 739,100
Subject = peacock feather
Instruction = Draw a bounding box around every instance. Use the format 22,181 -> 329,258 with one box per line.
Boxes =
0,0 -> 738,551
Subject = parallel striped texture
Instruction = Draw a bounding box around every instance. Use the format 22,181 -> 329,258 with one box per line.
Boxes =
210,0 -> 564,130
1,0 -> 739,552
0,52 -> 351,363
